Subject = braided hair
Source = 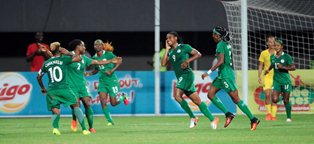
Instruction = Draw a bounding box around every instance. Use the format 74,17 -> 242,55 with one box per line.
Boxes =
167,31 -> 183,44
213,26 -> 232,42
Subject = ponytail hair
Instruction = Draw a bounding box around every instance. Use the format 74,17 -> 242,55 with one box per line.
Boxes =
213,26 -> 232,42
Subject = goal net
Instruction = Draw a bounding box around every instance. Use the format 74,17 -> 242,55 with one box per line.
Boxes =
220,0 -> 314,112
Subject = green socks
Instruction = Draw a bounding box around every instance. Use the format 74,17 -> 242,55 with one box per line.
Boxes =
102,107 -> 114,123
52,114 -> 60,128
198,102 -> 215,121
211,96 -> 229,113
73,107 -> 87,130
179,100 -> 195,118
285,102 -> 292,119
85,107 -> 94,128
237,100 -> 254,120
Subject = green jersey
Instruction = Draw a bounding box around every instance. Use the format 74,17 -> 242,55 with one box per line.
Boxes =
168,44 -> 193,78
216,40 -> 234,79
39,56 -> 72,90
270,52 -> 293,84
92,51 -> 118,83
67,53 -> 93,87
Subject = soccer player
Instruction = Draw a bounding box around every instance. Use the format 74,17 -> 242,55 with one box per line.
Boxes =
202,26 -> 260,130
67,39 -> 121,133
258,35 -> 277,120
265,38 -> 295,122
161,31 -> 219,129
85,39 -> 128,126
37,42 -> 90,135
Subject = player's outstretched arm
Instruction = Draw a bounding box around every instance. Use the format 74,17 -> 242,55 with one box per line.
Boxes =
106,58 -> 122,76
85,69 -> 99,77
161,41 -> 171,67
264,65 -> 274,75
37,72 -> 47,94
202,53 -> 224,80
211,53 -> 224,71
91,57 -> 122,65
181,48 -> 202,69
70,54 -> 82,62
258,61 -> 264,84
277,63 -> 296,71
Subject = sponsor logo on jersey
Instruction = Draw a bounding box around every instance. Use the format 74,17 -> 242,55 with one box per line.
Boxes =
0,73 -> 32,113
281,59 -> 285,63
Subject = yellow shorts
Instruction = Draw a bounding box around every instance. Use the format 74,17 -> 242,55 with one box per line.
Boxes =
263,77 -> 273,90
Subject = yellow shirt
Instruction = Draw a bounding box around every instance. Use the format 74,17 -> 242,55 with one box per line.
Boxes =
258,49 -> 274,78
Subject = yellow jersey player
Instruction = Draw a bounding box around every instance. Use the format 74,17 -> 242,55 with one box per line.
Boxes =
258,35 -> 277,120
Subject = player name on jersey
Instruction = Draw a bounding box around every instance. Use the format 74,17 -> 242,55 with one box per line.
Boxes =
44,60 -> 63,68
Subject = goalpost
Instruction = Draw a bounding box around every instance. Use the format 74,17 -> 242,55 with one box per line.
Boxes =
220,0 -> 314,107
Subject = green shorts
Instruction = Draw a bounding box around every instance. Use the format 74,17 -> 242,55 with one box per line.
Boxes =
46,88 -> 77,111
176,72 -> 196,96
212,77 -> 238,93
98,81 -> 120,97
71,86 -> 91,98
272,80 -> 292,93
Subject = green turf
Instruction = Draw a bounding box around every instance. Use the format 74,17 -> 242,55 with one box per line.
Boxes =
0,114 -> 313,144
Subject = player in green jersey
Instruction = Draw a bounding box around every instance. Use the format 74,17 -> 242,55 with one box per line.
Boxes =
37,42 -> 90,135
202,26 -> 260,130
265,38 -> 295,122
85,39 -> 128,126
161,31 -> 219,129
67,39 -> 121,133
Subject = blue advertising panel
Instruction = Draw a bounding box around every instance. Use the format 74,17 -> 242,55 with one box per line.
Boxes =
0,71 -> 235,117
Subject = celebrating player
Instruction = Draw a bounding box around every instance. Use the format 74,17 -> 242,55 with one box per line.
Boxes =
37,42 -> 90,135
202,26 -> 260,130
265,38 -> 295,122
67,39 -> 121,133
161,31 -> 219,129
85,39 -> 128,126
258,35 -> 277,120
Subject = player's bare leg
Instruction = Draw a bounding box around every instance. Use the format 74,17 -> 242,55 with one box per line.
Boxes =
271,90 -> 281,121
99,92 -> 114,125
189,92 -> 219,129
282,92 -> 292,122
173,88 -> 197,128
109,96 -> 121,106
81,96 -> 95,132
228,90 -> 260,130
207,86 -> 234,128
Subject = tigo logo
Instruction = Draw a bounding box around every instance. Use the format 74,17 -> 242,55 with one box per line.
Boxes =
0,73 -> 32,113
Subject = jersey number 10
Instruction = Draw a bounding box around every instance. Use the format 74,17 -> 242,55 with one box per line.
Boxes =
48,66 -> 63,83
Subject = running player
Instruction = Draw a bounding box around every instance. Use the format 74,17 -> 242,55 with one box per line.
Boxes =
67,39 -> 121,132
37,42 -> 90,135
202,26 -> 260,130
265,38 -> 295,122
258,35 -> 277,120
161,31 -> 219,129
85,39 -> 128,126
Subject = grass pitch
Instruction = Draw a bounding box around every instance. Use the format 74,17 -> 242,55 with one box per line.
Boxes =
0,114 -> 313,144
